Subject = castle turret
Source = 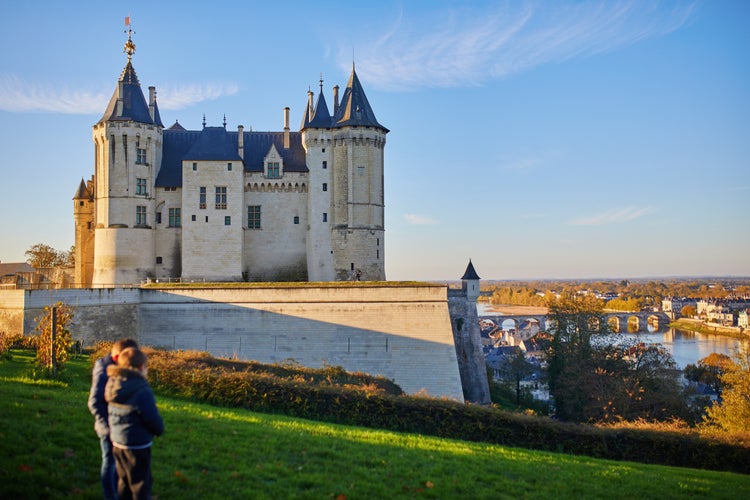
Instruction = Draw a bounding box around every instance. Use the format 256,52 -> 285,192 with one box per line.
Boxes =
89,25 -> 163,286
73,178 -> 95,286
461,259 -> 481,302
448,260 -> 490,404
329,65 -> 388,281
302,77 -> 336,281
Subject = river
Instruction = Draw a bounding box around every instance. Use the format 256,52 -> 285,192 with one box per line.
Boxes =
616,328 -> 746,368
476,303 -> 747,368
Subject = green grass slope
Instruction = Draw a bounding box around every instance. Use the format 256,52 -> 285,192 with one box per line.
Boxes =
1,351 -> 748,499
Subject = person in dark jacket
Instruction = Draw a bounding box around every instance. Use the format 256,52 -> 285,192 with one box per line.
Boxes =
105,347 -> 164,500
88,338 -> 138,499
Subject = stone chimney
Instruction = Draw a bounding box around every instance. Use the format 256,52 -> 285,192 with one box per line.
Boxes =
237,125 -> 244,159
333,85 -> 340,115
148,86 -> 156,121
283,107 -> 290,149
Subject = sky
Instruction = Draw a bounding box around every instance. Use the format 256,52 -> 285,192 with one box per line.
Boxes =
0,0 -> 747,281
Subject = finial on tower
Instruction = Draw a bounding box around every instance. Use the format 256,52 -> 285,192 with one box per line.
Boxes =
319,73 -> 324,93
202,113 -> 206,128
123,17 -> 136,61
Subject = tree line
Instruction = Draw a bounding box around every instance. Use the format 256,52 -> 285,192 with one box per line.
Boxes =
481,278 -> 750,312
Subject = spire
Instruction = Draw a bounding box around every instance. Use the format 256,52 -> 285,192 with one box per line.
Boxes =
332,65 -> 388,132
73,178 -> 92,200
123,17 -> 136,61
97,19 -> 155,125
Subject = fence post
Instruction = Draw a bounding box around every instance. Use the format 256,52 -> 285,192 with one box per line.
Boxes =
50,306 -> 57,375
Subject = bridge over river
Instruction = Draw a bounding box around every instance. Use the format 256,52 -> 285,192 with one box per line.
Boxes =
479,311 -> 672,334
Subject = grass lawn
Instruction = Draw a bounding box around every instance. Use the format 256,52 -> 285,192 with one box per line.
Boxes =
1,350 -> 748,499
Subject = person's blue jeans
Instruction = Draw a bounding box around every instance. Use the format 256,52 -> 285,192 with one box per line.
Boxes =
100,434 -> 117,499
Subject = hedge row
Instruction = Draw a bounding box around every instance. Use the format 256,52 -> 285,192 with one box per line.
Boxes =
144,349 -> 750,475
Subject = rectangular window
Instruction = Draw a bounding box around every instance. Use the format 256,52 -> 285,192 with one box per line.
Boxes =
169,208 -> 181,227
136,205 -> 146,226
322,183 -> 327,192
227,162 -> 232,171
293,216 -> 299,225
267,162 -> 280,179
225,216 -> 231,226
156,212 -> 162,224
199,187 -> 206,209
323,212 -> 328,222
248,205 -> 261,229
136,177 -> 147,195
215,186 -> 227,209
136,142 -> 147,165
156,256 -> 163,264
322,160 -> 327,169
192,162 -> 198,171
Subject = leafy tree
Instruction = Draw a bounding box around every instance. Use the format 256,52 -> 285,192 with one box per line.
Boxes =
25,243 -> 73,268
546,293 -> 689,423
684,353 -> 732,394
681,305 -> 696,318
702,348 -> 750,434
32,302 -> 74,376
546,293 -> 607,422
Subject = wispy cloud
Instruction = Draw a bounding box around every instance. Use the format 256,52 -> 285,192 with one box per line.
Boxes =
345,1 -> 698,91
404,213 -> 437,225
568,206 -> 653,226
154,82 -> 240,110
0,74 -> 239,114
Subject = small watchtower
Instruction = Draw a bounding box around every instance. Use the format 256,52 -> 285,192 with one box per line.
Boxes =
461,259 -> 481,302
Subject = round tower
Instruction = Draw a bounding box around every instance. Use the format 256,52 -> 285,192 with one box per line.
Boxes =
73,177 -> 95,287
90,26 -> 164,286
302,81 -> 336,282
328,66 -> 388,281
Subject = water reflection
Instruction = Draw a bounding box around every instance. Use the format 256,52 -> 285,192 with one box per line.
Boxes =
617,328 -> 747,368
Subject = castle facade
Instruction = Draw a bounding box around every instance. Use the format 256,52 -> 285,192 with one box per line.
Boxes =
74,39 -> 387,286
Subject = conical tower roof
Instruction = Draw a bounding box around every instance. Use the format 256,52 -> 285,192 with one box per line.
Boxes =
73,178 -> 92,200
307,91 -> 332,128
98,61 -> 155,125
461,260 -> 480,280
332,65 -> 388,132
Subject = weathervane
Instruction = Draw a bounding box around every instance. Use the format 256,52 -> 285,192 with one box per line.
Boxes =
123,16 -> 136,60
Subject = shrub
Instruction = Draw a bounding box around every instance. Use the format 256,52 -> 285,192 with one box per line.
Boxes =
32,302 -> 74,376
141,348 -> 750,474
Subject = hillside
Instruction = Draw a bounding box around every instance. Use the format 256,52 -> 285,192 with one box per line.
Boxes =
1,351 -> 748,498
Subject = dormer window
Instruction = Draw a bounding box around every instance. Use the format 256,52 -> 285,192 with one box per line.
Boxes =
263,144 -> 284,179
267,162 -> 280,178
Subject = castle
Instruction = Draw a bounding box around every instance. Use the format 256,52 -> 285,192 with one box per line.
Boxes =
74,31 -> 387,287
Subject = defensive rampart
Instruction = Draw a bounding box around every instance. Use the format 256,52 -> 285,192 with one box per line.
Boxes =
0,284 -> 466,401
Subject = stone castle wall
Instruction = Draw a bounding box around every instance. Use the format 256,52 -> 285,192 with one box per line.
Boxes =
0,284 -> 470,401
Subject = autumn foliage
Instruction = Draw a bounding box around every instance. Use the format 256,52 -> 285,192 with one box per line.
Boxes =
32,302 -> 74,374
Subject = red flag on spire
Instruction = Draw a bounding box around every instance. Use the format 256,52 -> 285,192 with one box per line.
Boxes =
125,16 -> 130,26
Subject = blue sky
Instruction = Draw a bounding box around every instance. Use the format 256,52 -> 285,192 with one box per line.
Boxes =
0,1 -> 747,281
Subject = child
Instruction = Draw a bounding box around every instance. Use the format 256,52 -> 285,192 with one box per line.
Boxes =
88,338 -> 139,500
105,347 -> 164,499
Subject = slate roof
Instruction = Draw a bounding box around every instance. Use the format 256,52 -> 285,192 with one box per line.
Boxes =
308,91 -> 332,128
155,127 -> 309,188
98,62 -> 156,125
73,179 -> 92,200
332,66 -> 388,132
0,262 -> 34,277
301,66 -> 387,132
461,260 -> 481,280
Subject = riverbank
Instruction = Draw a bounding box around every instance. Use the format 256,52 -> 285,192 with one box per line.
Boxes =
670,318 -> 748,340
